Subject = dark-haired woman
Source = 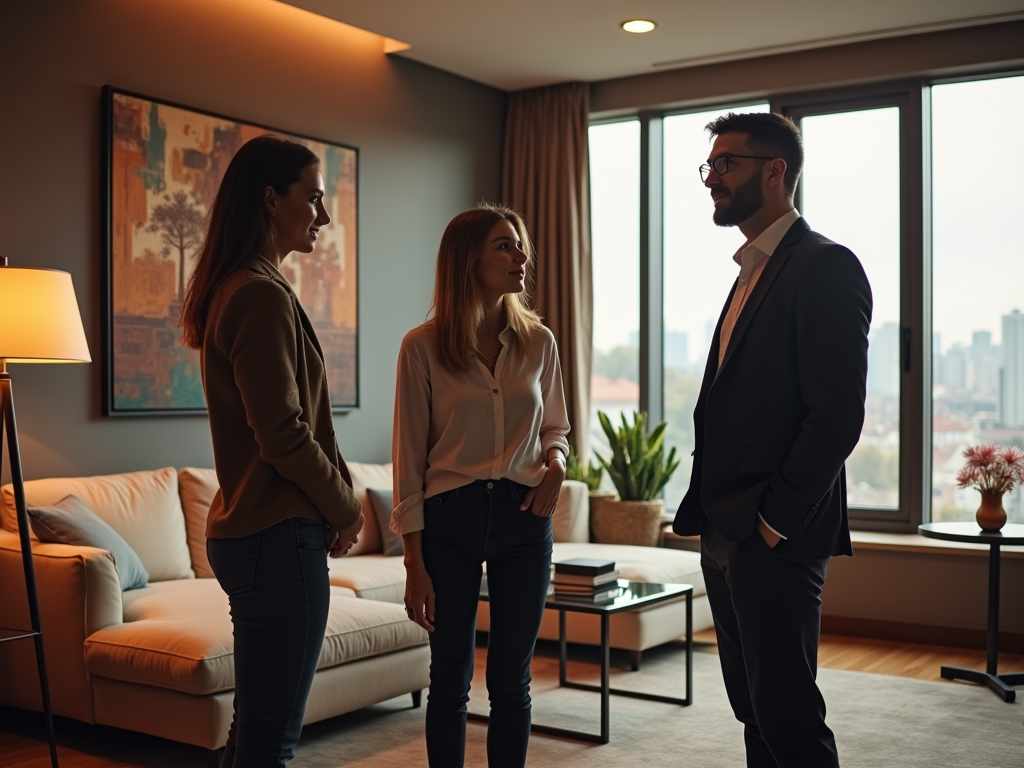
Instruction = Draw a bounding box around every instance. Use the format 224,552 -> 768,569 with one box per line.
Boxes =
392,205 -> 571,767
181,134 -> 364,767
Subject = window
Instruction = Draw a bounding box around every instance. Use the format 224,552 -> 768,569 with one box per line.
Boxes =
799,107 -> 902,509
931,75 -> 1024,524
587,70 -> 1023,531
661,104 -> 769,508
589,121 -> 640,465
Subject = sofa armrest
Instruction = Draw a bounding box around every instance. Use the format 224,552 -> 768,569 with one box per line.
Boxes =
0,528 -> 123,722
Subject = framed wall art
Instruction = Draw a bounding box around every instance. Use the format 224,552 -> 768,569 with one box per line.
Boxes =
101,86 -> 359,415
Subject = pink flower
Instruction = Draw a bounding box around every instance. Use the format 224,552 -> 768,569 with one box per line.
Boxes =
957,444 -> 1024,495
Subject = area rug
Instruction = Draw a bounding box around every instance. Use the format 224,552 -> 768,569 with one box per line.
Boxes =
290,643 -> 1022,768
3,643 -> 1020,767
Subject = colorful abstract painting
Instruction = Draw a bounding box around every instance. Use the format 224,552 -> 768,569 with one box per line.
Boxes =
102,87 -> 358,414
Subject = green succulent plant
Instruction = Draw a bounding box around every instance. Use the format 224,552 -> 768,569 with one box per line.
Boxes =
593,410 -> 680,502
564,447 -> 604,492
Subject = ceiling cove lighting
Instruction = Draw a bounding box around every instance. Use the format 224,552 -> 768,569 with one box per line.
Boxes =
622,19 -> 657,34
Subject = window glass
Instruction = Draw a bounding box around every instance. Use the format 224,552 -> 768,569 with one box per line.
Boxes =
661,104 -> 769,509
589,121 -> 640,471
931,76 -> 1024,523
801,107 -> 902,509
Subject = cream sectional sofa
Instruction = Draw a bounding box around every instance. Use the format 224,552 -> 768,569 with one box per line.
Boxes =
0,464 -> 430,752
0,462 -> 711,753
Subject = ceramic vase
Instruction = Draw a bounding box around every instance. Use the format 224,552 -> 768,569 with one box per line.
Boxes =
976,492 -> 1007,532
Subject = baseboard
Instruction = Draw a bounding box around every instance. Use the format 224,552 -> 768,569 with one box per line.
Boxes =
821,615 -> 1024,653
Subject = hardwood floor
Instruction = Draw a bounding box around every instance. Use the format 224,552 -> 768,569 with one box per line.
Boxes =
4,633 -> 1023,766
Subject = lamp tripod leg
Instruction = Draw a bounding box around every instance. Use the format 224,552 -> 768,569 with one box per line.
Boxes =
2,375 -> 60,767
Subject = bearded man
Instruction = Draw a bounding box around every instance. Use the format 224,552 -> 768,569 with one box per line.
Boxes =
674,112 -> 872,768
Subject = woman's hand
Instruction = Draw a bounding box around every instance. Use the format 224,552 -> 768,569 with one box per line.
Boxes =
402,531 -> 435,631
326,513 -> 364,557
521,451 -> 566,518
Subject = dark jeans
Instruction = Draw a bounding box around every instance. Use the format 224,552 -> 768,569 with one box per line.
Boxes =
207,517 -> 331,768
701,521 -> 839,768
421,479 -> 553,768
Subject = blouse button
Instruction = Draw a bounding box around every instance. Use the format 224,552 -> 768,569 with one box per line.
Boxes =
492,389 -> 499,394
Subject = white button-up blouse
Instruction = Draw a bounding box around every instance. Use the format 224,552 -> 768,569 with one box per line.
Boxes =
390,321 -> 571,535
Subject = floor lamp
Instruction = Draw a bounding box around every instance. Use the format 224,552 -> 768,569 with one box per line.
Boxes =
0,256 -> 91,768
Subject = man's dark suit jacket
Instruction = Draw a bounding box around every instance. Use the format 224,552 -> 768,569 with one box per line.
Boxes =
673,217 -> 872,558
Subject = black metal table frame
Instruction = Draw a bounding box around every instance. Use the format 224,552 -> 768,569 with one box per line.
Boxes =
469,585 -> 692,744
919,523 -> 1024,703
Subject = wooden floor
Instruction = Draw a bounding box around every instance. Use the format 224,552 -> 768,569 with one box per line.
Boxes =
4,633 -> 1024,767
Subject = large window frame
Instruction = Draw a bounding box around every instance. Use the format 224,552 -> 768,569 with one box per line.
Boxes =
599,70 -> 1021,533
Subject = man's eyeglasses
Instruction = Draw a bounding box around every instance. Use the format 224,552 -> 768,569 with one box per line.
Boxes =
699,154 -> 776,183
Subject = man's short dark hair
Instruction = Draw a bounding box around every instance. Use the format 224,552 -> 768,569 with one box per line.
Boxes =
705,112 -> 803,195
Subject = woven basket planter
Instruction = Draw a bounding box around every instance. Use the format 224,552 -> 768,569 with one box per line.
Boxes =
590,496 -> 665,547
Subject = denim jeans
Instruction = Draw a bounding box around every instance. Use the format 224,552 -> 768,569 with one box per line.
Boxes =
207,516 -> 331,768
421,479 -> 553,768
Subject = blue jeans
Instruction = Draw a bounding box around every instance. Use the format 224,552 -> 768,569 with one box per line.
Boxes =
421,479 -> 553,768
207,517 -> 331,768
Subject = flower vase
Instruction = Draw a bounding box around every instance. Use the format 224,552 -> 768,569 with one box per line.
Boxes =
976,493 -> 1007,532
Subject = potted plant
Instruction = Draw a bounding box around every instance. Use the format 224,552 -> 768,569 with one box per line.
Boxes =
956,444 -> 1024,531
565,447 -> 603,491
591,410 -> 680,546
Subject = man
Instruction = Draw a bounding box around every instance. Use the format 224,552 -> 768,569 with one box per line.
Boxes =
673,112 -> 872,767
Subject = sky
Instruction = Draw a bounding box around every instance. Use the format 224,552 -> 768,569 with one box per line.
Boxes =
590,74 -> 1024,361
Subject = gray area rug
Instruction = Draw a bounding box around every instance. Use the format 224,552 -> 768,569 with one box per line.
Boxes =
291,643 -> 1023,767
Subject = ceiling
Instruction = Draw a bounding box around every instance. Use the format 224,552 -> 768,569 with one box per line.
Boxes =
280,0 -> 1024,91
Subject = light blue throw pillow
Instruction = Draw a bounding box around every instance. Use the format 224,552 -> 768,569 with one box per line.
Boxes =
27,495 -> 149,590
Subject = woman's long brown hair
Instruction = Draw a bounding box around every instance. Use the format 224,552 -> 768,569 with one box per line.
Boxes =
431,204 -> 543,369
180,134 -> 319,349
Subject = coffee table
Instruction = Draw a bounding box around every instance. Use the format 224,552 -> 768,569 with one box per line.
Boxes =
918,522 -> 1024,702
472,578 -> 693,744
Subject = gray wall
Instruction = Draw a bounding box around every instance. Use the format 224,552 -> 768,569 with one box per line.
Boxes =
0,0 -> 505,481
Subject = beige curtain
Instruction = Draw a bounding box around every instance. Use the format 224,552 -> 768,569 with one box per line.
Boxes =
502,82 -> 592,459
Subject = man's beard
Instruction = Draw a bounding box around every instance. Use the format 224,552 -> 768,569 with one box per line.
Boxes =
712,171 -> 765,227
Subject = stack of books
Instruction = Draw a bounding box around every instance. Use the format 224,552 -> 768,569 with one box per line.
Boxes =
552,558 -> 621,603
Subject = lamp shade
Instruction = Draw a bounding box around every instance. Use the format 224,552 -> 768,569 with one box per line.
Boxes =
0,265 -> 91,363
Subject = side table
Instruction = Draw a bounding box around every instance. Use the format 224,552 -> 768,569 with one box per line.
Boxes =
918,522 -> 1024,702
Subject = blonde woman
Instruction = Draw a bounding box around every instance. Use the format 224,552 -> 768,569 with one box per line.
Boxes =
392,205 -> 571,767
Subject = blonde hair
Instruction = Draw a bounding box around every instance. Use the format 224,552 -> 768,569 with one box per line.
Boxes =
431,203 -> 543,370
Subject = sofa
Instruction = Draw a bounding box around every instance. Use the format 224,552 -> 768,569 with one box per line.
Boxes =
0,463 -> 712,752
0,463 -> 430,752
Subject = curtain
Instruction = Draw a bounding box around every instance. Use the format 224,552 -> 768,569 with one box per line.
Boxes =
502,81 -> 592,459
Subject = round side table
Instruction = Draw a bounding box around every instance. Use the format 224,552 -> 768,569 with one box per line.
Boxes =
918,522 -> 1024,702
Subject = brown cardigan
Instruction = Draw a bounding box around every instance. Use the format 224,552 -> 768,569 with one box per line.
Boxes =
201,257 -> 362,539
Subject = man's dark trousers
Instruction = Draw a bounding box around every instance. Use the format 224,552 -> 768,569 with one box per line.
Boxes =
702,522 -> 837,767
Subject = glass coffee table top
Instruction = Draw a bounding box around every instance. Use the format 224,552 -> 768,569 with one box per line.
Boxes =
479,578 -> 692,614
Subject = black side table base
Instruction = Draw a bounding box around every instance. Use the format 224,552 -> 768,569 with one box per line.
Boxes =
940,665 -> 1023,703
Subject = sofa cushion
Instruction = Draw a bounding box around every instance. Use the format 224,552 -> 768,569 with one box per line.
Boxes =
327,554 -> 406,603
178,468 -> 218,578
342,462 -> 393,556
1,468 -> 193,582
28,495 -> 149,590
551,542 -> 706,597
83,579 -> 425,695
367,488 -> 403,557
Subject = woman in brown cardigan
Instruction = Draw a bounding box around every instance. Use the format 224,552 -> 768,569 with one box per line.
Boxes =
181,135 -> 364,768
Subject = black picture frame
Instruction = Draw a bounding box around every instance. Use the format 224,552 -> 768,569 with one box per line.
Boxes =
101,85 -> 359,415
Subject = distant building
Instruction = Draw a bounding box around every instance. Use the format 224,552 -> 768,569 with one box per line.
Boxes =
968,330 -> 1000,398
1001,309 -> 1024,427
944,343 -> 967,392
868,322 -> 900,398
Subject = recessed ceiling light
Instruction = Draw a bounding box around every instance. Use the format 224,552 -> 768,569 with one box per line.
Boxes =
622,19 -> 657,34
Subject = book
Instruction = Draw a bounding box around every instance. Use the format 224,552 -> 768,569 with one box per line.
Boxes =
553,558 -> 616,576
551,569 -> 620,587
554,584 -> 622,603
553,581 -> 620,595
